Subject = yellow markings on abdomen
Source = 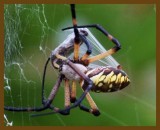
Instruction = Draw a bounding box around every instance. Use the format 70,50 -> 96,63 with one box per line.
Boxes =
98,83 -> 103,87
90,70 -> 105,85
115,73 -> 121,83
104,71 -> 114,84
84,66 -> 130,93
120,76 -> 125,83
111,75 -> 116,82
99,75 -> 106,82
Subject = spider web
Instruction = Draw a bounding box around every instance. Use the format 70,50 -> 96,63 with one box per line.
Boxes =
4,4 -> 68,126
4,4 -> 156,126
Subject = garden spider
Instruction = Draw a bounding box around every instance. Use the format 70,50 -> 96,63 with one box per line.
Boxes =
4,4 -> 130,117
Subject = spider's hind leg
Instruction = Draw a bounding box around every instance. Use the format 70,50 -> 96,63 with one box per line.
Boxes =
79,81 -> 100,116
70,80 -> 77,103
62,79 -> 71,115
70,81 -> 91,114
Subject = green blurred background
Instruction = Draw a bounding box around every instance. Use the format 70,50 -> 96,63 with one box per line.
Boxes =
4,4 -> 156,126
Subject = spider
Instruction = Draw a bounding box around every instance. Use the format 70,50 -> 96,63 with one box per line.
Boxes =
4,4 -> 130,117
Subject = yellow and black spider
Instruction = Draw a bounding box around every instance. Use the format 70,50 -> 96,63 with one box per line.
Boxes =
4,4 -> 130,117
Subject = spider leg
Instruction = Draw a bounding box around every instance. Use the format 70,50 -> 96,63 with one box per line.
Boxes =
62,24 -> 121,63
79,34 -> 92,65
70,81 -> 92,114
70,81 -> 77,103
30,78 -> 93,117
82,92 -> 100,116
63,79 -> 70,115
31,103 -> 91,117
76,93 -> 100,116
44,74 -> 64,107
52,59 -> 60,69
78,103 -> 90,113
80,81 -> 100,116
4,57 -> 50,112
4,74 -> 63,112
4,106 -> 48,112
42,57 -> 51,105
70,4 -> 81,61
35,56 -> 70,114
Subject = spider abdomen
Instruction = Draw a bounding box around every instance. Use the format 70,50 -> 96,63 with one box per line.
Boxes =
85,66 -> 130,92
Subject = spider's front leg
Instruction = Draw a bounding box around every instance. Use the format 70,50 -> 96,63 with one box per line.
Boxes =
63,24 -> 121,68
70,4 -> 81,62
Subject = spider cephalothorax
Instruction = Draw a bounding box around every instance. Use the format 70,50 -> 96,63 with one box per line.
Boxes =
50,29 -> 90,68
4,4 -> 130,117
60,62 -> 87,81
